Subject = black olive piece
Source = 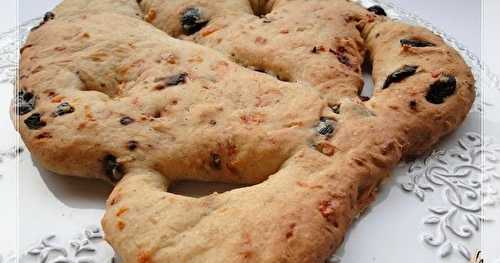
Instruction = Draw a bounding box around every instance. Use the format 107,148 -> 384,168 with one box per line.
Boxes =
317,118 -> 336,137
104,154 -> 124,183
52,102 -> 75,117
409,100 -> 418,110
154,72 -> 189,90
180,7 -> 209,35
382,65 -> 418,89
337,54 -> 351,67
425,75 -> 457,104
24,113 -> 46,130
330,104 -> 341,114
127,140 -> 139,151
210,153 -> 222,170
367,5 -> 387,16
31,12 -> 56,31
15,90 -> 36,115
165,72 -> 188,86
120,116 -> 135,125
30,23 -> 41,32
43,12 -> 55,21
400,39 -> 436,48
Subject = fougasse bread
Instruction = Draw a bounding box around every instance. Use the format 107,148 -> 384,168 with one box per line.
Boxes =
13,0 -> 475,262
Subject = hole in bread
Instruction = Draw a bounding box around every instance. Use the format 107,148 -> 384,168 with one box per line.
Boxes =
359,57 -> 374,101
168,180 -> 248,198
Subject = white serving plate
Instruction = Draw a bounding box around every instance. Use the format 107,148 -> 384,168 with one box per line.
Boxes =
1,0 -> 499,262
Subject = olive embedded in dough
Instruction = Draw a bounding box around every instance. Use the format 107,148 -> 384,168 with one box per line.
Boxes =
426,75 -> 457,104
15,90 -> 36,116
52,102 -> 75,117
400,39 -> 436,48
382,65 -> 418,89
180,7 -> 209,35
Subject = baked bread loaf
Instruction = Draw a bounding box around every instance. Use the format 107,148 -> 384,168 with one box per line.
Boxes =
14,0 -> 475,262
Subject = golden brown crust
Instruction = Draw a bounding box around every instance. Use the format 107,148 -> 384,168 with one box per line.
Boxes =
142,0 -> 374,104
14,0 -> 474,262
